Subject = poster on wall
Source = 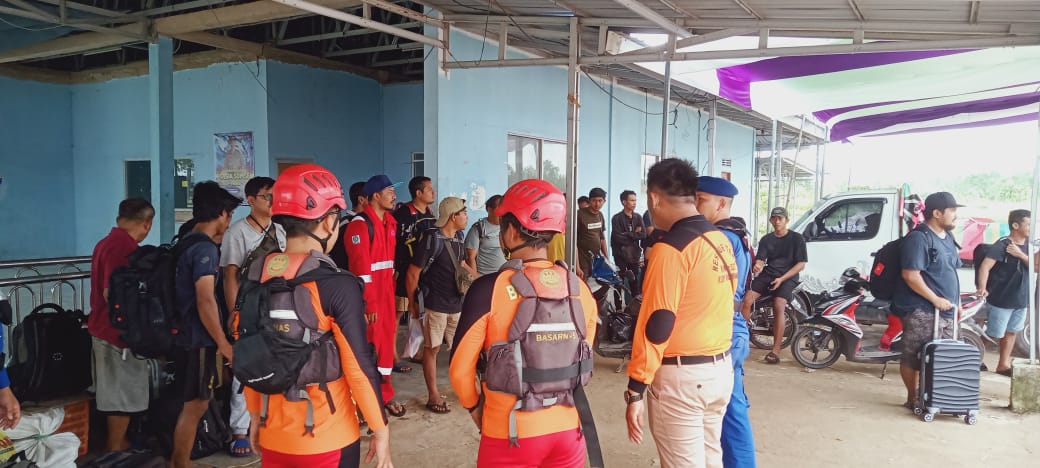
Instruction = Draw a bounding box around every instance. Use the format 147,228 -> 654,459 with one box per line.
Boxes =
214,131 -> 255,202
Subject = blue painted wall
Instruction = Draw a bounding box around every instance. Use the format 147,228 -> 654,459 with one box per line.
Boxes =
71,62 -> 271,253
425,30 -> 755,225
0,76 -> 74,260
382,83 -> 424,186
266,61 -> 383,187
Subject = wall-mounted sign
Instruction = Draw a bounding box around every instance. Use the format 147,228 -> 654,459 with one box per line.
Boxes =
214,132 -> 255,202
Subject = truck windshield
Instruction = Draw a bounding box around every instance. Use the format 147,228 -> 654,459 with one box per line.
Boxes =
792,198 -> 828,230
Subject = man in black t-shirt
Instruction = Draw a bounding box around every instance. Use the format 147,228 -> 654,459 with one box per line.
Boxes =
976,209 -> 1031,376
392,176 -> 436,367
740,207 -> 808,364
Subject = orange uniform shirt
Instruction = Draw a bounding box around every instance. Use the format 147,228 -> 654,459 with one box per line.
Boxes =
627,215 -> 736,393
449,260 -> 598,440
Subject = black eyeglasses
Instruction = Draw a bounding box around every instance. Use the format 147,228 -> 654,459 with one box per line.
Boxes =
259,193 -> 273,203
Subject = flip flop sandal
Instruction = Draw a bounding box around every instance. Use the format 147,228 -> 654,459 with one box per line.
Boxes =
764,352 -> 780,364
393,363 -> 413,374
426,401 -> 451,414
385,401 -> 407,417
229,437 -> 254,458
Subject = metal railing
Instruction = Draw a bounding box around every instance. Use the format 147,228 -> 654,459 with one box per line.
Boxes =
0,256 -> 92,323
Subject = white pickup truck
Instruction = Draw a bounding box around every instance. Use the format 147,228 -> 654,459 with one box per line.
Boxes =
787,188 -> 974,294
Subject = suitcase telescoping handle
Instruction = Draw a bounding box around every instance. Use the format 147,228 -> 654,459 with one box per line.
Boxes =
933,301 -> 960,341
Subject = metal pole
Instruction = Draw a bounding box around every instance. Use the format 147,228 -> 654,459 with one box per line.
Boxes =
767,120 -> 778,217
1029,99 -> 1040,364
814,142 -> 823,201
564,17 -> 581,270
784,114 -> 806,209
707,98 -> 717,176
660,34 -> 675,159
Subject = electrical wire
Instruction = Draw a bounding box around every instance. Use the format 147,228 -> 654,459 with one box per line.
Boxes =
0,15 -> 65,31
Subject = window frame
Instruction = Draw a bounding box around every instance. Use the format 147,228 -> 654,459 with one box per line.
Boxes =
803,197 -> 888,242
507,133 -> 567,190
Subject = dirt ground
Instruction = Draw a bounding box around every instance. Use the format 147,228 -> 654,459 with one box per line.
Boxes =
376,342 -> 1040,468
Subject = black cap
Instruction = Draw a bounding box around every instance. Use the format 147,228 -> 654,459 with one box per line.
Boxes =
769,207 -> 788,218
924,192 -> 964,213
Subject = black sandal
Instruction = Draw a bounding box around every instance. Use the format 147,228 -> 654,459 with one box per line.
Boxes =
384,400 -> 407,417
765,352 -> 780,364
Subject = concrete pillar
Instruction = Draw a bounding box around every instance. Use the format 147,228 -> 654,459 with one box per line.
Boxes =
1011,358 -> 1040,413
150,36 -> 174,241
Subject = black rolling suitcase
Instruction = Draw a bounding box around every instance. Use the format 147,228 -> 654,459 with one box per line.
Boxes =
915,307 -> 981,424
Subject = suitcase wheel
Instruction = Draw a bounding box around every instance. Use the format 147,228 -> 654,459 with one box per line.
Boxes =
921,412 -> 934,422
912,406 -> 923,416
965,415 -> 977,425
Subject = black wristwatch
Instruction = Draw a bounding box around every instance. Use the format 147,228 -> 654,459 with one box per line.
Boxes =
624,390 -> 643,404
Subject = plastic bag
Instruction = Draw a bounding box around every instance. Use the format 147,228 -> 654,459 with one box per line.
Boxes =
608,312 -> 636,343
8,407 -> 78,468
404,314 -> 425,358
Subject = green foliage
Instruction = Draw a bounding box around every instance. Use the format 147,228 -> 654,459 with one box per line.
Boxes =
941,172 -> 1032,203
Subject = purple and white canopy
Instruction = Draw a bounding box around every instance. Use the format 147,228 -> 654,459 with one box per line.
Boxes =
629,37 -> 1040,141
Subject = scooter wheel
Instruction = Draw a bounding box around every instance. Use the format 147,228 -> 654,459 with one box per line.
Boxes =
966,415 -> 977,425
913,407 -> 923,416
922,412 -> 934,423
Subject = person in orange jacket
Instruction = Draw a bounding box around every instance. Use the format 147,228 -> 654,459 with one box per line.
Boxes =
450,179 -> 599,467
244,164 -> 392,468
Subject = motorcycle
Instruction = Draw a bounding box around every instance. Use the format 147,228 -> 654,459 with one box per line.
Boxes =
747,284 -> 812,350
791,267 -> 986,378
587,255 -> 635,373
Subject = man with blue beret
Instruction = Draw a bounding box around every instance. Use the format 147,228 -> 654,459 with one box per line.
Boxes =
695,176 -> 756,468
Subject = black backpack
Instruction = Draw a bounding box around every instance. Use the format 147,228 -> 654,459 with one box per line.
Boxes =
972,240 -> 1002,286
149,394 -> 230,460
869,237 -> 905,300
108,235 -> 212,359
232,255 -> 350,434
7,303 -> 92,401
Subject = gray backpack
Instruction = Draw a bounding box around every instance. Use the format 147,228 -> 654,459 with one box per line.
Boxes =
482,259 -> 601,466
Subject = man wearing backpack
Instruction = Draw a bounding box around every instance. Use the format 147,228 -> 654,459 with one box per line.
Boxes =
450,179 -> 599,467
170,181 -> 242,468
87,198 -> 153,452
626,159 -> 736,468
406,197 -> 476,414
611,190 -> 647,295
393,177 -> 436,369
976,209 -> 1031,377
345,174 -> 407,418
240,164 -> 392,468
464,195 -> 507,276
219,176 -> 285,458
893,191 -> 963,410
695,176 -> 756,468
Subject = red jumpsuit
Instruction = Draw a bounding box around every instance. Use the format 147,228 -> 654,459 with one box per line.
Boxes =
344,205 -> 398,403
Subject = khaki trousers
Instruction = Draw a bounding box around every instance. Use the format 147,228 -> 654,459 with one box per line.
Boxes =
647,355 -> 734,468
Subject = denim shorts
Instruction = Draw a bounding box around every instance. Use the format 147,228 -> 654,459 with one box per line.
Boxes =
985,304 -> 1026,338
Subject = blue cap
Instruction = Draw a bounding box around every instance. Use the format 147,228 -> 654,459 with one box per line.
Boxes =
697,176 -> 738,197
363,174 -> 401,197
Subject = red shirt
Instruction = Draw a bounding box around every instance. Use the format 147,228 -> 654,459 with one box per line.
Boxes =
344,205 -> 397,316
88,227 -> 139,347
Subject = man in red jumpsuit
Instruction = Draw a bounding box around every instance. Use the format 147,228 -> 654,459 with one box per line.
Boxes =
345,174 -> 407,417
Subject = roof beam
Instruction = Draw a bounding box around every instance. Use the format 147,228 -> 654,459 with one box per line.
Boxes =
5,0 -> 56,19
34,0 -> 125,18
445,35 -> 1040,68
276,20 -> 420,45
730,0 -> 763,20
325,41 -> 423,57
0,0 -> 363,64
656,0 -> 699,20
362,0 -> 442,27
172,30 -> 389,81
266,0 -> 443,48
617,27 -> 756,56
611,0 -> 692,38
969,1 -> 981,24
846,0 -> 866,22
0,4 -> 146,38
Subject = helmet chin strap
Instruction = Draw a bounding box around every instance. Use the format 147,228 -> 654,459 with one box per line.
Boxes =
304,230 -> 333,253
503,239 -> 535,256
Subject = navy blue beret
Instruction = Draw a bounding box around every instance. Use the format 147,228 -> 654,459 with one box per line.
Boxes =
697,176 -> 738,197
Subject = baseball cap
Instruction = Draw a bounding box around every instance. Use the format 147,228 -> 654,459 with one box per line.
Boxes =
696,176 -> 738,197
363,174 -> 402,197
435,197 -> 466,227
924,192 -> 964,213
769,207 -> 789,218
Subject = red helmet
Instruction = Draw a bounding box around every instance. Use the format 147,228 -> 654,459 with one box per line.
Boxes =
495,179 -> 566,233
272,164 -> 346,219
